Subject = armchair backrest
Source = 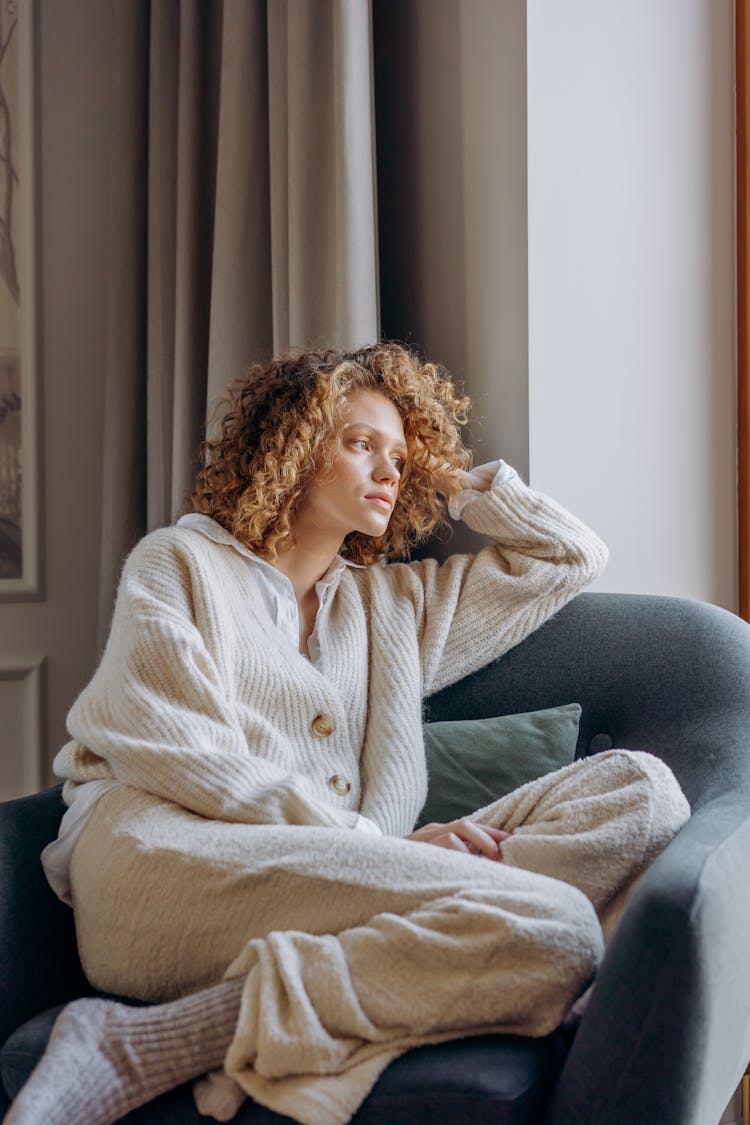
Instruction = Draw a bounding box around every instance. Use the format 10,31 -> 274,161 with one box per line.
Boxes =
425,592 -> 750,812
4,590 -> 750,1121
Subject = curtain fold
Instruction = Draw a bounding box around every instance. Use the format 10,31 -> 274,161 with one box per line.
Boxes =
97,0 -> 379,646
268,0 -> 378,350
96,2 -> 149,647
206,0 -> 272,415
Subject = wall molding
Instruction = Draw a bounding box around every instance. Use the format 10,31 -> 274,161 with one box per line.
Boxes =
0,654 -> 46,797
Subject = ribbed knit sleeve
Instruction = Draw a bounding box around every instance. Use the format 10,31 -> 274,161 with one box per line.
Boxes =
382,474 -> 608,698
52,532 -> 369,830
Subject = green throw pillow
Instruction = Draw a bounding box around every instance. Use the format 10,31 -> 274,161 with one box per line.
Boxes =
418,703 -> 582,825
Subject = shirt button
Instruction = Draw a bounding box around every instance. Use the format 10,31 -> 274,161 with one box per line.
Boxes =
311,712 -> 336,737
328,774 -> 351,796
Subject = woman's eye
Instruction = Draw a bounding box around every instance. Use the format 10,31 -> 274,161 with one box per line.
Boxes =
392,456 -> 404,469
351,439 -> 369,451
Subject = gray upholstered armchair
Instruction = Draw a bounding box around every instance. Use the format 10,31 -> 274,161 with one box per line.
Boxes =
2,592 -> 750,1124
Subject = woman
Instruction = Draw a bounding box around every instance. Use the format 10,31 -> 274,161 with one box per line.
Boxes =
8,343 -> 689,1125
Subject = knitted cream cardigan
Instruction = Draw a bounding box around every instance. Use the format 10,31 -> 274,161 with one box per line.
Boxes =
53,476 -> 608,836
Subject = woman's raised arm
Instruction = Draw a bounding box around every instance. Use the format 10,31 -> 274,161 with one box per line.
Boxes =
370,463 -> 608,698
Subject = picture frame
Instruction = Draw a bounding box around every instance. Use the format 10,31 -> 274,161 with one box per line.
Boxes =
0,0 -> 41,600
739,0 -> 750,623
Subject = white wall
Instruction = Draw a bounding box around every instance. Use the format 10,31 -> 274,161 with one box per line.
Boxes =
527,0 -> 737,611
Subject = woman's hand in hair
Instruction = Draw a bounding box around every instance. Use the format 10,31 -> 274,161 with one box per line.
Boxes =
405,818 -> 511,860
455,464 -> 497,493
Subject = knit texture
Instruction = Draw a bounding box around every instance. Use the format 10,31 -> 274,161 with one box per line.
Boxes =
64,750 -> 688,1125
53,475 -> 608,839
4,981 -> 243,1125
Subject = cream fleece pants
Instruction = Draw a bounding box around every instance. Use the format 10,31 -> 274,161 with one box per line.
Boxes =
69,750 -> 690,1125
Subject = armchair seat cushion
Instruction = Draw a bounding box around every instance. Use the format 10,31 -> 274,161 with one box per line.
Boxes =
1,1007 -> 567,1124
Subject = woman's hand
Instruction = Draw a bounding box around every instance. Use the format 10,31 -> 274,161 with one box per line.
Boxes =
456,465 -> 497,493
406,818 -> 511,860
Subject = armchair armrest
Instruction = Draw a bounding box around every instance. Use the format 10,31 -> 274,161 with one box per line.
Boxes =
544,797 -> 750,1124
0,787 -> 92,1047
427,591 -> 750,1125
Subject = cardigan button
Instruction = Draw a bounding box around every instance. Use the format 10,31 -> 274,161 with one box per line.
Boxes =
312,712 -> 336,737
328,774 -> 351,796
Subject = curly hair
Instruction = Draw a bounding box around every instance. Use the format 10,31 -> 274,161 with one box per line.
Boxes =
188,342 -> 472,565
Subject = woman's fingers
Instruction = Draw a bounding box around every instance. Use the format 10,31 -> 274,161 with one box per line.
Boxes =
406,818 -> 511,860
457,465 -> 496,492
452,819 -> 506,859
480,826 -> 512,842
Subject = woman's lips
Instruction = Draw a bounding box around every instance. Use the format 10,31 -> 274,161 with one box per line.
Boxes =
365,495 -> 392,510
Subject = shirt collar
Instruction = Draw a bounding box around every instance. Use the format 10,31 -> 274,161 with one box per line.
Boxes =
175,513 -> 364,593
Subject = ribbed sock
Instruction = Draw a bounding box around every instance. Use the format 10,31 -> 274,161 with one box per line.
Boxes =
5,976 -> 244,1125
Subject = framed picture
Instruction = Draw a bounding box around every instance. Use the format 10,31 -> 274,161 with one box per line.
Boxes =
0,0 -> 40,599
740,0 -> 750,622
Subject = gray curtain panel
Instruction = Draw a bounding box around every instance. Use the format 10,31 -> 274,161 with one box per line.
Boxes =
267,0 -> 379,352
96,0 -> 379,648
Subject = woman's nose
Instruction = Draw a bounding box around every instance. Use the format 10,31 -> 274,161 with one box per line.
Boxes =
373,456 -> 399,483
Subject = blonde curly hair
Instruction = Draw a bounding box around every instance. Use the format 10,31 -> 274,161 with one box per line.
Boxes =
188,342 -> 472,565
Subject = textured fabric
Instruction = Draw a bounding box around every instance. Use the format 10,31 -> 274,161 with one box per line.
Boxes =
1,984 -> 241,1125
96,0 -> 150,649
447,459 -> 517,518
424,592 -> 750,1125
3,593 -> 748,1125
176,513 -> 358,662
44,461 -> 515,907
1,1007 -> 568,1125
41,779 -> 119,905
419,703 -> 581,824
267,0 -> 378,352
52,469 -> 613,1125
67,752 -> 688,1125
43,526 -> 368,906
52,475 -> 607,838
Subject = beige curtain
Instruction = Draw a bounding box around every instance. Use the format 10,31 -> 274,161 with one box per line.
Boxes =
97,0 -> 379,647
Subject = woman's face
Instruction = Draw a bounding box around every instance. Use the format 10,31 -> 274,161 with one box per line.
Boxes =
294,389 -> 408,544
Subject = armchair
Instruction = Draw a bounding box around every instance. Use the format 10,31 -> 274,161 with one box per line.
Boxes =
2,592 -> 750,1124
